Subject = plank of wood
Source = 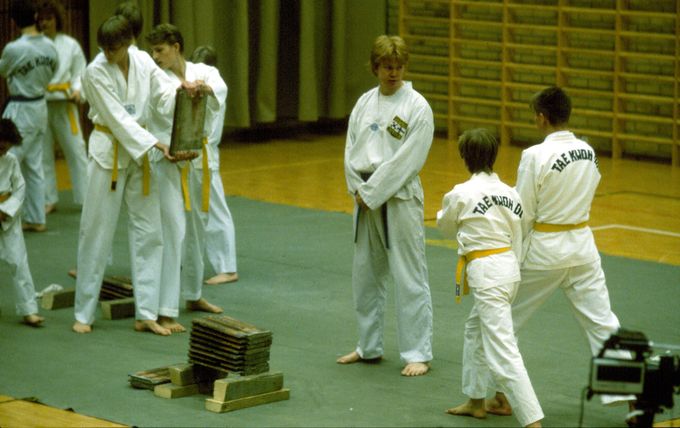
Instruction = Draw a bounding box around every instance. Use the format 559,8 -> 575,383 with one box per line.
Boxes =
213,372 -> 283,402
0,397 -> 127,427
40,288 -> 76,310
101,297 -> 135,320
128,366 -> 172,390
205,388 -> 290,413
153,383 -> 199,399
168,363 -> 195,386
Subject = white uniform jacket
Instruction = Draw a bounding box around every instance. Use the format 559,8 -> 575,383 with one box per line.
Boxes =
44,33 -> 86,102
344,81 -> 434,209
0,34 -> 57,99
0,153 -> 25,231
437,172 -> 523,289
82,48 -> 177,169
516,131 -> 601,269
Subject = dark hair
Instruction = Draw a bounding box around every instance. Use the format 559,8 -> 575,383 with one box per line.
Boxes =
530,86 -> 571,126
97,15 -> 133,49
114,1 -> 143,39
36,0 -> 65,31
190,45 -> 217,66
0,119 -> 23,146
458,128 -> 498,174
10,0 -> 37,28
146,23 -> 184,53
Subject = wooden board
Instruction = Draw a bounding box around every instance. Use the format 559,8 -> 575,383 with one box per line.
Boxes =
192,315 -> 272,341
67,270 -> 133,301
205,388 -> 290,413
213,371 -> 283,402
0,396 -> 127,427
153,383 -> 200,399
101,297 -> 135,320
127,366 -> 172,390
168,363 -> 195,386
40,288 -> 76,310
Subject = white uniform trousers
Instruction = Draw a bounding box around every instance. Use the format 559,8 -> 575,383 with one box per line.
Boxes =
512,260 -> 633,405
8,125 -> 46,226
463,281 -> 544,427
0,220 -> 38,316
154,160 -> 184,318
43,101 -> 88,205
181,167 -> 209,301
352,196 -> 433,363
74,159 -> 163,325
203,167 -> 237,275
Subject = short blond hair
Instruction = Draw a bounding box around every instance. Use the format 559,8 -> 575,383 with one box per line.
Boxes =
370,35 -> 409,75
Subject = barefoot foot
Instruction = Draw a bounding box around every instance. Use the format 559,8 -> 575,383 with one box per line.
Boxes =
134,320 -> 171,336
158,316 -> 186,333
186,298 -> 223,313
401,361 -> 431,376
205,272 -> 238,285
336,351 -> 382,364
23,314 -> 44,327
486,392 -> 513,416
72,321 -> 92,333
446,399 -> 487,419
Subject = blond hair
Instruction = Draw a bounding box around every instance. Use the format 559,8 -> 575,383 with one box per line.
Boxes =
370,35 -> 409,75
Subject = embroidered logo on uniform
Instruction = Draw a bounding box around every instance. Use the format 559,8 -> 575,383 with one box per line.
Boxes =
387,116 -> 407,140
370,123 -> 379,131
124,104 -> 136,115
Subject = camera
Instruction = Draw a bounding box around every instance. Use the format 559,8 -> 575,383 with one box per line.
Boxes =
587,328 -> 680,427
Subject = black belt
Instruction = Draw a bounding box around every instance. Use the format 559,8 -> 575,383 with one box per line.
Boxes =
354,172 -> 389,249
1,95 -> 45,114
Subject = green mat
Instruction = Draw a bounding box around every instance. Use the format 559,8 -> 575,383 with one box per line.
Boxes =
1,195 -> 678,427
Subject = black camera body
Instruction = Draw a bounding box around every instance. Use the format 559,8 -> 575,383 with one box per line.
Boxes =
587,329 -> 679,427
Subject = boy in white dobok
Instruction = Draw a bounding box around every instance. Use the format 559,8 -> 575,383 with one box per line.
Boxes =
73,16 -> 200,335
37,0 -> 88,213
437,128 -> 543,428
0,118 -> 44,327
339,35 -> 433,377
145,24 -> 226,333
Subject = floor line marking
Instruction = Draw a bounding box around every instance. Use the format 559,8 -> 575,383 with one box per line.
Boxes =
591,224 -> 680,238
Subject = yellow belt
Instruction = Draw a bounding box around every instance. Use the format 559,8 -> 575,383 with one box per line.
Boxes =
455,247 -> 511,304
533,221 -> 588,233
0,192 -> 11,203
94,124 -> 150,195
47,82 -> 78,135
179,137 -> 211,212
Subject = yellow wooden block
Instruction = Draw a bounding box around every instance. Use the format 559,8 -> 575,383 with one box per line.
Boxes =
205,388 -> 290,413
154,383 -> 199,399
168,363 -> 195,386
213,371 -> 283,402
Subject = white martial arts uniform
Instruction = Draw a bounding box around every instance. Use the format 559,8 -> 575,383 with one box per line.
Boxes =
0,153 -> 39,316
437,172 -> 543,427
43,32 -> 88,206
0,33 -> 57,226
191,90 -> 237,276
74,47 -> 177,325
344,81 -> 433,364
148,60 -> 225,316
513,130 -> 632,405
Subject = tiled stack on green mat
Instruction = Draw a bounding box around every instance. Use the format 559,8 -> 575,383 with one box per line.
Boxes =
188,315 -> 273,375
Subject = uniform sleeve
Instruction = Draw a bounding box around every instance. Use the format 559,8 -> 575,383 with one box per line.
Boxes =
83,65 -> 158,160
69,39 -> 87,95
344,106 -> 363,195
0,158 -> 26,224
510,188 -> 524,263
515,150 -> 538,237
0,44 -> 13,77
202,64 -> 227,136
436,191 -> 460,241
358,101 -> 434,209
148,63 -> 179,118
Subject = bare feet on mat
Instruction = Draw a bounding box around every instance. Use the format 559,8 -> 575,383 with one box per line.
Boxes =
22,314 -> 44,327
45,203 -> 56,214
486,392 -> 513,416
401,361 -> 430,376
72,321 -> 92,333
186,298 -> 223,314
336,351 -> 382,364
205,272 -> 238,285
134,319 -> 171,336
157,316 -> 186,333
446,399 -> 486,419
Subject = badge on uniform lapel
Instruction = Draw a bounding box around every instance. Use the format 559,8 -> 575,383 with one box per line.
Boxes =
387,116 -> 407,140
124,104 -> 136,115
